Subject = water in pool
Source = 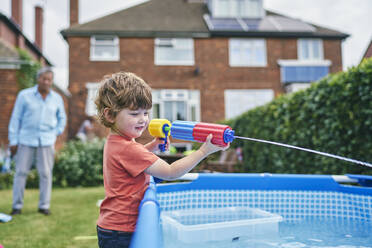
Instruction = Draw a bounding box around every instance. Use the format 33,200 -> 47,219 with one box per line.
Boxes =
162,217 -> 372,247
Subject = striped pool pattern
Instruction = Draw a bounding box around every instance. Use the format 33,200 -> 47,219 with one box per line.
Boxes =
158,190 -> 372,222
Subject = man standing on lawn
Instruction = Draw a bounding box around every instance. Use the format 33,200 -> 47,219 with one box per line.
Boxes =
8,67 -> 66,216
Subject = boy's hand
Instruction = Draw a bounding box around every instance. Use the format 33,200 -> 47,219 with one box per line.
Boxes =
146,137 -> 170,152
156,137 -> 170,151
199,134 -> 229,156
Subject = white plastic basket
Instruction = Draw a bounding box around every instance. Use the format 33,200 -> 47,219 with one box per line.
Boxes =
161,207 -> 283,243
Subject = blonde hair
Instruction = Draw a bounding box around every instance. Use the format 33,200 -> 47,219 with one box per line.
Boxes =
95,72 -> 152,128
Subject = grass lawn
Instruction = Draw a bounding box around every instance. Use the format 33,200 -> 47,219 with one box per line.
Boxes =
0,186 -> 105,248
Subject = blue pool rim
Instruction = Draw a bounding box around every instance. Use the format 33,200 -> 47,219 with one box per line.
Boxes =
130,173 -> 372,248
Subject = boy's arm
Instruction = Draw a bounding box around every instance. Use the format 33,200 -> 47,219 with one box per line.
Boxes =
145,135 -> 228,180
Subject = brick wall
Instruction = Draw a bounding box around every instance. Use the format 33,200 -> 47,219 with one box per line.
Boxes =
362,41 -> 372,60
0,69 -> 18,147
54,88 -> 69,150
0,22 -> 18,46
323,39 -> 343,72
67,36 -> 344,140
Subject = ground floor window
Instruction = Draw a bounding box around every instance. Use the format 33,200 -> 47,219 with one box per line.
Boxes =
85,82 -> 100,116
152,89 -> 200,122
152,89 -> 200,152
224,89 -> 274,119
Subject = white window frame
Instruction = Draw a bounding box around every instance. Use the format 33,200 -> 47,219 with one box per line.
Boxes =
90,36 -> 120,61
154,38 -> 195,66
85,83 -> 100,116
152,89 -> 200,122
297,39 -> 324,61
224,89 -> 274,119
229,38 -> 267,67
211,0 -> 264,18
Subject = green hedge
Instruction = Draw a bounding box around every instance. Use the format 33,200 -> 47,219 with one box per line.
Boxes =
228,58 -> 372,175
0,162 -> 39,190
53,138 -> 105,187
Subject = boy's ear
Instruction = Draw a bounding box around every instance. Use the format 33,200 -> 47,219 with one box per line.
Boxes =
103,108 -> 115,123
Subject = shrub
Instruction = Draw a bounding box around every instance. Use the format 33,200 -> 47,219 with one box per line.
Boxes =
53,138 -> 105,187
228,58 -> 372,175
0,160 -> 39,190
0,171 -> 14,190
16,48 -> 41,90
0,170 -> 40,190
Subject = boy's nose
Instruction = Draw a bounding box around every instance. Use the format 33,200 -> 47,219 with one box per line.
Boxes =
138,114 -> 147,123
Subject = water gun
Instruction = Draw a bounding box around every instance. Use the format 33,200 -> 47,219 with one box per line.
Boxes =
148,119 -> 235,152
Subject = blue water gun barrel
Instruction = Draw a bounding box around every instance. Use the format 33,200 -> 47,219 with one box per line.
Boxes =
170,121 -> 197,141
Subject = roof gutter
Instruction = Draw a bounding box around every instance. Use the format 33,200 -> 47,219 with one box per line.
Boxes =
0,57 -> 33,69
61,29 -> 349,40
61,29 -> 210,39
210,31 -> 349,39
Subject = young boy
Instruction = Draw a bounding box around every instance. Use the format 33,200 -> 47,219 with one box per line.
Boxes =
95,72 -> 228,248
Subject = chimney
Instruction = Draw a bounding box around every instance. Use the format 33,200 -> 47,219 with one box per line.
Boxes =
70,0 -> 79,26
35,6 -> 43,50
11,0 -> 23,30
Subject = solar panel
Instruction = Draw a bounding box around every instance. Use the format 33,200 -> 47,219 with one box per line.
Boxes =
269,16 -> 315,32
203,14 -> 316,33
204,15 -> 244,31
242,18 -> 261,31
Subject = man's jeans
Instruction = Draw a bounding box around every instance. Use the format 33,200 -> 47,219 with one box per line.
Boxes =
12,144 -> 54,210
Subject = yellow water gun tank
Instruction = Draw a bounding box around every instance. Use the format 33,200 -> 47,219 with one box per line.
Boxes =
148,119 -> 171,151
148,119 -> 171,138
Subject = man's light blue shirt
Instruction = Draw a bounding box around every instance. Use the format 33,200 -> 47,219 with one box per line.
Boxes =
8,85 -> 67,147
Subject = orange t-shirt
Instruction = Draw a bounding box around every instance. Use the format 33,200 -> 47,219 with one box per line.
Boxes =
97,134 -> 159,232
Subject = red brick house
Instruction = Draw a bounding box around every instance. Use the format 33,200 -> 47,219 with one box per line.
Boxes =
61,0 -> 348,148
0,0 -> 69,149
361,39 -> 372,61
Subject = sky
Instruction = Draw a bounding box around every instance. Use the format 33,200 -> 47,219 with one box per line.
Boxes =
0,0 -> 371,90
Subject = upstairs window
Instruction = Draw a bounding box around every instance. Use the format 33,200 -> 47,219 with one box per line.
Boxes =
211,0 -> 264,18
90,36 -> 119,61
154,38 -> 194,66
298,39 -> 323,61
229,38 -> 267,67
